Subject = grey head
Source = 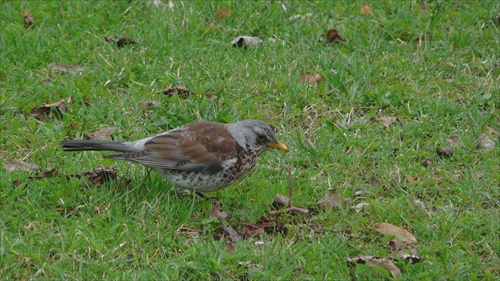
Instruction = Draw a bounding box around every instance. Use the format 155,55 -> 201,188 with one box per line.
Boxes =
227,120 -> 288,153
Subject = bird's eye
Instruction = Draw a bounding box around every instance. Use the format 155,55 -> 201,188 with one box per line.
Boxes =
257,134 -> 267,142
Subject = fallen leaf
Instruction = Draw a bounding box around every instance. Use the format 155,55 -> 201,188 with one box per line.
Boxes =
317,191 -> 344,210
24,10 -> 35,27
397,248 -> 421,264
67,165 -> 117,186
240,217 -> 284,238
29,168 -> 59,180
4,160 -> 42,172
226,243 -> 234,253
376,117 -> 397,128
116,37 -> 137,48
219,225 -> 243,243
477,134 -> 495,151
373,222 -> 417,244
49,63 -> 85,74
352,202 -> 370,213
210,205 -> 228,220
436,146 -> 454,157
326,29 -> 346,43
360,5 -> 372,15
389,240 -> 421,264
421,158 -> 431,167
270,194 -> 290,210
83,127 -> 117,140
205,93 -> 218,100
230,36 -> 263,47
30,97 -> 72,121
215,7 -> 231,20
299,73 -> 324,85
347,256 -> 401,276
162,86 -> 192,98
447,135 -> 461,147
405,175 -> 415,183
240,224 -> 265,238
105,37 -> 137,48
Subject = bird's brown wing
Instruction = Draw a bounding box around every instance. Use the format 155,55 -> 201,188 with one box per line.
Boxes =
124,122 -> 238,173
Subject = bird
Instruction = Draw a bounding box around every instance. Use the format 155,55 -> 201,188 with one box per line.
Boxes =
60,120 -> 288,195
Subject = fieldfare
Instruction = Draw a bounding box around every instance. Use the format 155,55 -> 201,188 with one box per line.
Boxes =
60,120 -> 288,194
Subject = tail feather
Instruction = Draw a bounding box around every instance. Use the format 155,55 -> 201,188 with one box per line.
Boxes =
60,140 -> 133,153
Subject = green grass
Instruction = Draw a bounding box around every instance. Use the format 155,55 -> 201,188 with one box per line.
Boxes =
1,0 -> 499,280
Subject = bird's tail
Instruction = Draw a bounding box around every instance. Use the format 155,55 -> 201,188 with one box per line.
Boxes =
60,140 -> 134,153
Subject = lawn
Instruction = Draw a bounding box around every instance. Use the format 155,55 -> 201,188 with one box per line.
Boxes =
1,1 -> 499,280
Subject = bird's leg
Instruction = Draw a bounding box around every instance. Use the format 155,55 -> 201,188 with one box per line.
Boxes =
195,191 -> 206,198
175,186 -> 206,199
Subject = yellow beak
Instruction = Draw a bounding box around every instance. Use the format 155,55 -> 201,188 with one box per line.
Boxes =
269,141 -> 288,152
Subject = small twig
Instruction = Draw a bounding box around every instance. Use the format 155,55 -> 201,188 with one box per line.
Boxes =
283,164 -> 293,208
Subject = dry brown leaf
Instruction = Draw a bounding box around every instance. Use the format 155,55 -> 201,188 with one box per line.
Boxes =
360,5 -> 372,15
326,29 -> 346,43
397,248 -> 421,264
49,63 -> 85,74
373,222 -> 417,244
299,73 -> 324,85
30,97 -> 72,121
271,194 -> 290,209
226,243 -> 234,253
220,225 -> 243,243
376,117 -> 397,128
24,10 -> 35,27
240,217 -> 284,238
215,7 -> 231,20
67,165 -> 117,186
230,36 -> 263,47
4,160 -> 42,172
352,202 -> 370,213
477,134 -> 495,151
83,127 -> 117,140
104,37 -> 137,48
240,224 -> 265,238
447,135 -> 461,147
347,256 -> 401,276
210,205 -> 228,220
204,93 -> 218,100
162,86 -> 192,98
405,175 -> 415,183
117,37 -> 137,48
421,158 -> 431,167
436,146 -> 454,157
317,191 -> 344,210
